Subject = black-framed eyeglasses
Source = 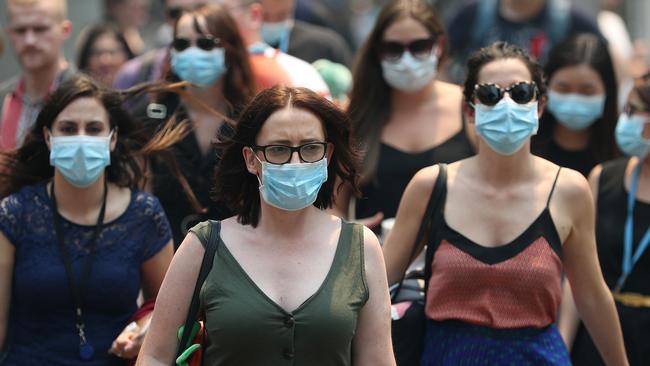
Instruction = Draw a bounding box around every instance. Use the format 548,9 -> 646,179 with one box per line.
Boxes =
172,35 -> 221,52
473,81 -> 538,106
378,37 -> 437,62
252,142 -> 328,165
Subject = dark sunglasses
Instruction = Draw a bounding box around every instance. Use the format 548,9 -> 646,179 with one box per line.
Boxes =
172,36 -> 221,52
473,81 -> 538,106
378,37 -> 436,62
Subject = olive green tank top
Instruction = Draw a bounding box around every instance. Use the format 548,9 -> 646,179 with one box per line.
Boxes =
189,220 -> 369,366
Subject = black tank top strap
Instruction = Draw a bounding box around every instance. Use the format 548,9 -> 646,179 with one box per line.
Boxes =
546,167 -> 562,208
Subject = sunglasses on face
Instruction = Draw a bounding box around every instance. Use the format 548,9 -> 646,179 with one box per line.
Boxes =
473,81 -> 538,106
172,35 -> 221,52
378,37 -> 436,62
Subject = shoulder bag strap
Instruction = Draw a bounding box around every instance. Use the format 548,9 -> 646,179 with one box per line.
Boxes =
176,220 -> 221,360
424,164 -> 447,296
391,163 -> 447,302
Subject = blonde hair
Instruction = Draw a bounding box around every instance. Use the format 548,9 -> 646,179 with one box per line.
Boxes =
7,0 -> 68,21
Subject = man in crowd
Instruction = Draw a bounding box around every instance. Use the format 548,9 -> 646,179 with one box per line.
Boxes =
260,0 -> 352,67
0,0 -> 75,150
444,0 -> 601,83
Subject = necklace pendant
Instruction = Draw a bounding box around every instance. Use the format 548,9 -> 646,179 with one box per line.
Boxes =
79,341 -> 95,360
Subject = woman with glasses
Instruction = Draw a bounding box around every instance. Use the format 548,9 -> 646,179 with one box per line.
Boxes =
383,42 -> 628,365
559,72 -> 650,365
0,75 -> 183,365
149,3 -> 255,246
532,33 -> 620,177
336,0 -> 474,230
137,85 -> 396,366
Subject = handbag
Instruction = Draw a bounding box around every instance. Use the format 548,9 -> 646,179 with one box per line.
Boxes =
390,163 -> 447,366
175,220 -> 220,366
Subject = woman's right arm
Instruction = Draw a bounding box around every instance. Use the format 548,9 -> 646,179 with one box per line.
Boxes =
136,233 -> 205,366
382,165 -> 439,285
0,232 -> 15,351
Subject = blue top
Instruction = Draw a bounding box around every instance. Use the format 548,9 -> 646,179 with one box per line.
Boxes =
0,181 -> 172,366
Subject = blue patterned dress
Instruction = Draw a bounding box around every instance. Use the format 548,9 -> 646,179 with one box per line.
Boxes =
0,181 -> 171,366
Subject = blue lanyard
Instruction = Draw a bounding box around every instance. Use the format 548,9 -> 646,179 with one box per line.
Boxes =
614,161 -> 650,292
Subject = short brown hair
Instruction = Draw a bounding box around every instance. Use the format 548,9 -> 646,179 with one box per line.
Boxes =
214,85 -> 361,227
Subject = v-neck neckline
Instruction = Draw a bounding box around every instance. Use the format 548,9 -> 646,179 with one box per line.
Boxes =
218,220 -> 347,315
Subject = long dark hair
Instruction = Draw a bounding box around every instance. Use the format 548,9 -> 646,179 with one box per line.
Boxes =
76,23 -> 134,72
533,33 -> 620,163
163,3 -> 255,114
348,0 -> 446,184
214,85 -> 361,227
0,75 -> 193,199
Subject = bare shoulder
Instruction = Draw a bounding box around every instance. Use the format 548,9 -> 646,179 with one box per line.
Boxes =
553,166 -> 593,213
361,225 -> 382,261
434,80 -> 463,100
409,164 -> 442,194
587,164 -> 604,191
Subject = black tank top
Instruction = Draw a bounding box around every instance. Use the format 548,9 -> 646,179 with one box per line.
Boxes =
596,157 -> 650,294
356,127 -> 474,220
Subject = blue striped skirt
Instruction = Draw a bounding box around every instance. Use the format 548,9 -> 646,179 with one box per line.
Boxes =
421,320 -> 571,366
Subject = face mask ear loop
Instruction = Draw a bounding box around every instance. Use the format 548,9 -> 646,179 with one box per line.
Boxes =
252,150 -> 264,186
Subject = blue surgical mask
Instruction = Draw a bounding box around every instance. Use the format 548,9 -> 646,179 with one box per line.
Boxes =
256,157 -> 328,211
170,46 -> 226,88
49,132 -> 113,187
261,20 -> 292,48
546,90 -> 605,130
474,98 -> 539,155
381,51 -> 438,93
615,113 -> 650,158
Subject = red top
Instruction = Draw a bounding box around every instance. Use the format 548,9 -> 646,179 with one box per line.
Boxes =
426,168 -> 563,328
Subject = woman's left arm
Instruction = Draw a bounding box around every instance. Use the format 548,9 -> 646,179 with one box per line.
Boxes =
560,171 -> 628,366
352,227 -> 396,366
109,241 -> 174,359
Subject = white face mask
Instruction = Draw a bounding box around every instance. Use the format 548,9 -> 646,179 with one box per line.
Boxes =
381,50 -> 438,92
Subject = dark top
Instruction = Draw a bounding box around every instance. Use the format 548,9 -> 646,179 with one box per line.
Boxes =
0,181 -> 171,366
595,158 -> 650,294
356,128 -> 474,220
571,157 -> 650,366
445,0 -> 601,83
281,20 -> 352,67
189,220 -> 369,366
533,138 -> 596,177
151,105 -> 233,247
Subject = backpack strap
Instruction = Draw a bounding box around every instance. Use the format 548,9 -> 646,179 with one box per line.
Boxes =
176,220 -> 220,360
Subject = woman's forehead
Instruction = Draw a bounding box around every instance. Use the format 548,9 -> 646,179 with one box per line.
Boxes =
478,58 -> 532,86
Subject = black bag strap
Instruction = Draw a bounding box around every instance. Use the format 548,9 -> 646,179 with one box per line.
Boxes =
424,166 -> 448,297
176,220 -> 221,362
391,164 -> 447,302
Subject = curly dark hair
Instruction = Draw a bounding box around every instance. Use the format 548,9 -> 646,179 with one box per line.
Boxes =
213,85 -> 362,227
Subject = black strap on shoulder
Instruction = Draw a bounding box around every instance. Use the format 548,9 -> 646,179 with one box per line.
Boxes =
391,164 -> 447,302
176,220 -> 221,361
546,167 -> 562,208
424,164 -> 447,298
